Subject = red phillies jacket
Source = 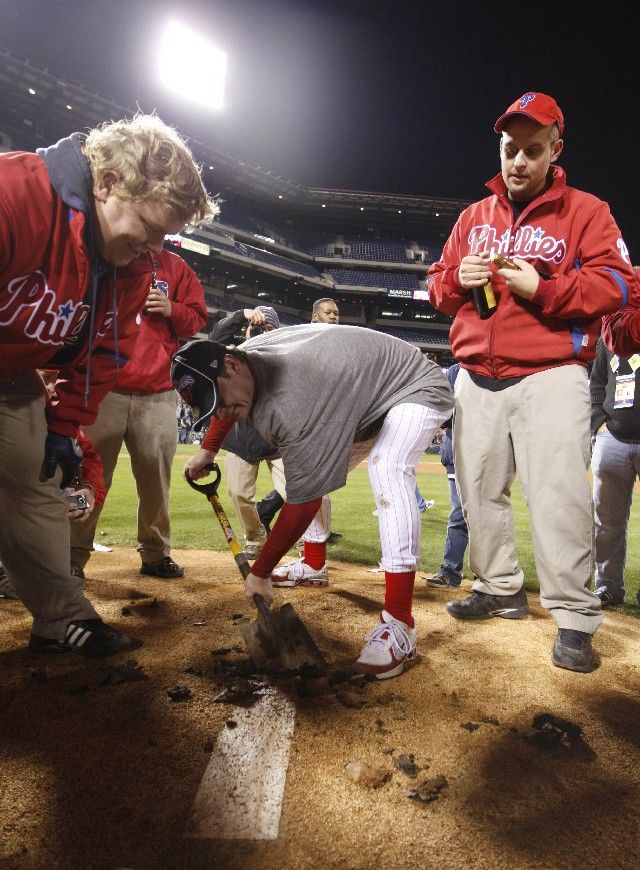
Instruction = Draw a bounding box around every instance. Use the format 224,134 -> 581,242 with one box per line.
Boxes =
0,148 -> 145,379
0,145 -> 148,435
0,142 -> 207,436
428,167 -> 634,378
113,249 -> 207,393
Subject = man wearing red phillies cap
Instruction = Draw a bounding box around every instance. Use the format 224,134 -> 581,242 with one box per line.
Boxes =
428,91 -> 634,673
494,91 -> 565,136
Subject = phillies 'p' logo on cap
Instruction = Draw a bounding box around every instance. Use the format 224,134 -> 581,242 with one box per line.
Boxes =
494,92 -> 564,136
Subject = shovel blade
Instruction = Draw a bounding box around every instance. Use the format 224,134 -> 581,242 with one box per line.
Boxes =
238,602 -> 327,676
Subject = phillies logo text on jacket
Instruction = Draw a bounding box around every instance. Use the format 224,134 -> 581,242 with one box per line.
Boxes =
467,224 -> 567,264
0,271 -> 116,346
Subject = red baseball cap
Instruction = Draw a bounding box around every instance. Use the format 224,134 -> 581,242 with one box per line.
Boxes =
494,92 -> 564,136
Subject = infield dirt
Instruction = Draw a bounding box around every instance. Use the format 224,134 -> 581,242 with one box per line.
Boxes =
0,548 -> 638,869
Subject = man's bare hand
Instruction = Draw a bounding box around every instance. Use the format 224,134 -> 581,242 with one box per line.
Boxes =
183,449 -> 217,481
145,290 -> 172,317
68,486 -> 95,522
245,572 -> 274,606
458,254 -> 492,289
497,257 -> 540,300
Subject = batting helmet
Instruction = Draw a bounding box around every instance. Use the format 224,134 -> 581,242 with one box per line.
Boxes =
170,338 -> 228,431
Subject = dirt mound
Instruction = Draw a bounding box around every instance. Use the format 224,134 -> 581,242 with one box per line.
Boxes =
0,548 -> 638,869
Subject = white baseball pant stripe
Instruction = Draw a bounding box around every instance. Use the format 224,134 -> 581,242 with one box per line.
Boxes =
301,495 -> 331,543
365,403 -> 447,571
299,403 -> 445,568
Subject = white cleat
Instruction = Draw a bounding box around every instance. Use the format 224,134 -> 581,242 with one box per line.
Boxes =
271,558 -> 328,588
355,610 -> 417,679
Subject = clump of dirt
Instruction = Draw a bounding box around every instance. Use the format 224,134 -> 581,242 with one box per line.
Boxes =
525,712 -> 583,749
98,660 -> 148,686
121,596 -> 160,617
213,678 -> 268,705
394,754 -> 419,778
345,762 -> 391,788
336,689 -> 368,709
167,685 -> 192,702
406,775 -> 448,804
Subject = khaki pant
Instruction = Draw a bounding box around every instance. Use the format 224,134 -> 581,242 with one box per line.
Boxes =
454,365 -> 602,632
224,453 -> 286,548
70,389 -> 178,567
0,372 -> 98,639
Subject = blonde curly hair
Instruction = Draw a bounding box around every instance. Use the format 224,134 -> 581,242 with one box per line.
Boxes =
82,113 -> 218,225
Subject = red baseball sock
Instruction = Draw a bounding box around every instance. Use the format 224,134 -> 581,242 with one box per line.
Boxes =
383,571 -> 415,627
303,541 -> 326,570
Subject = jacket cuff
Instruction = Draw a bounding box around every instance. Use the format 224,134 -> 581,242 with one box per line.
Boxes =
450,268 -> 471,297
530,276 -> 553,309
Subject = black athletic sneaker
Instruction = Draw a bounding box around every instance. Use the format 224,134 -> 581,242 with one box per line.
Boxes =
28,619 -> 137,658
446,587 -> 529,620
552,628 -> 595,673
140,556 -> 184,579
595,587 -> 624,608
425,571 -> 461,589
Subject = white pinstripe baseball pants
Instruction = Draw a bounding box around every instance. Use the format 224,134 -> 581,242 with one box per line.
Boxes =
303,403 -> 447,570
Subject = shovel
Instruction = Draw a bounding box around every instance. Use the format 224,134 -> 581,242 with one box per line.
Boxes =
186,463 -> 327,676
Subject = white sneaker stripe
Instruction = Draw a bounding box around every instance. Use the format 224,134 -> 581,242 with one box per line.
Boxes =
66,626 -> 90,647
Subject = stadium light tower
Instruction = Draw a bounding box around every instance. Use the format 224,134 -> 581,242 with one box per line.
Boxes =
158,20 -> 227,111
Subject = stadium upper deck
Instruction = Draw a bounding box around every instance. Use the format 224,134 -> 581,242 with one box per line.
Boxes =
0,49 -> 466,362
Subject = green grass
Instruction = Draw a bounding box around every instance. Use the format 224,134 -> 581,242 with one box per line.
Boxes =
98,445 -> 640,616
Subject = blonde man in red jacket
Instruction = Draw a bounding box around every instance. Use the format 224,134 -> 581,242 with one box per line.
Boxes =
0,114 -> 213,657
428,92 -> 634,673
70,248 -> 207,579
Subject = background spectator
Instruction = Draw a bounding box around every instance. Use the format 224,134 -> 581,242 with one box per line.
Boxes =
590,335 -> 640,607
70,249 -> 208,580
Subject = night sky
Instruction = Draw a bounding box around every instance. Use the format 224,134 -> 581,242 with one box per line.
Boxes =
3,0 -> 638,255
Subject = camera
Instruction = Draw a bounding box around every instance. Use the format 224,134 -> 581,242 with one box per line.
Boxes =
143,276 -> 168,314
65,492 -> 89,511
247,323 -> 265,338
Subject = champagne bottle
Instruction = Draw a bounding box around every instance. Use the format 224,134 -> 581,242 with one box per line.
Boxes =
472,255 -> 519,318
472,281 -> 497,319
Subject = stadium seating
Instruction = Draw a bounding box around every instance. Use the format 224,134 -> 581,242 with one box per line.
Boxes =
376,325 -> 450,344
215,203 -> 304,251
305,234 -> 441,264
327,269 -> 421,290
235,243 -> 322,277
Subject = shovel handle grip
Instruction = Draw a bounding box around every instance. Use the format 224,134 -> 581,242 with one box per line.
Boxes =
185,462 -> 221,498
186,461 -> 272,620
